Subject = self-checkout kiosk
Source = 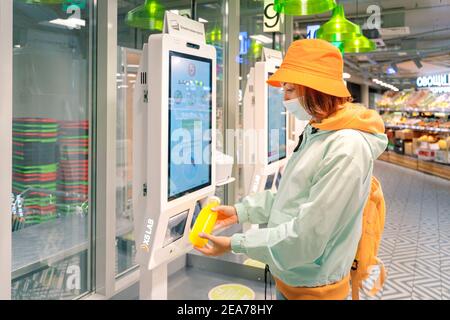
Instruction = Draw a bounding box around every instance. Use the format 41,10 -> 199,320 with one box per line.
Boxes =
241,48 -> 293,198
132,12 -> 218,300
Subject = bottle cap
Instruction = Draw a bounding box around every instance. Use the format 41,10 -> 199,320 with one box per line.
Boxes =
208,196 -> 221,205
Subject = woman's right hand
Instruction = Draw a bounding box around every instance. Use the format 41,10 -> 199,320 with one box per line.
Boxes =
213,206 -> 238,231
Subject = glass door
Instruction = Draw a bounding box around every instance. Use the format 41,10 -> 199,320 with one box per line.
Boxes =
11,0 -> 95,300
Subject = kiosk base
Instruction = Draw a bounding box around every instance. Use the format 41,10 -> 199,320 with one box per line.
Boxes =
139,264 -> 168,300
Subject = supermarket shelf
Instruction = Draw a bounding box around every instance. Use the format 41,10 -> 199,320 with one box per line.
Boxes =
377,107 -> 450,114
379,151 -> 450,180
385,152 -> 419,170
385,124 -> 450,134
417,160 -> 450,180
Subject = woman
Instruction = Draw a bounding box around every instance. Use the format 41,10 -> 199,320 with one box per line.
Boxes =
196,39 -> 388,300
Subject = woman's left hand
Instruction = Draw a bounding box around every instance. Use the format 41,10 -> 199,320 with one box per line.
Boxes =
194,233 -> 232,257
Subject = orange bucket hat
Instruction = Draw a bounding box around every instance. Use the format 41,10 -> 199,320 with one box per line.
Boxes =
267,39 -> 351,98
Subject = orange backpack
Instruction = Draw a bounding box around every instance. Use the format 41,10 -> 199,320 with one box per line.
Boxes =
350,176 -> 387,300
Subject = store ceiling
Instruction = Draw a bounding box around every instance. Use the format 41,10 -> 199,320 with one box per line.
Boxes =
15,0 -> 450,91
293,0 -> 450,89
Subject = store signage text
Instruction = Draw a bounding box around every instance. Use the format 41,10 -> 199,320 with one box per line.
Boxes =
264,0 -> 284,33
67,4 -> 82,20
365,5 -> 381,30
66,265 -> 81,290
307,25 -> 320,39
416,73 -> 450,93
239,32 -> 249,56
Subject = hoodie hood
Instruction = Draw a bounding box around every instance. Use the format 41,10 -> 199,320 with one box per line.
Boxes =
311,103 -> 388,159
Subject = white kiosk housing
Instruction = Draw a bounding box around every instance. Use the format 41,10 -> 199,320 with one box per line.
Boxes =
241,48 -> 291,197
132,12 -> 217,300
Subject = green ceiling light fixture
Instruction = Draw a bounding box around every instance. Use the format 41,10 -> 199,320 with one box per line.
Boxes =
63,0 -> 87,11
207,26 -> 222,44
274,0 -> 337,16
20,0 -> 65,4
316,4 -> 361,42
330,41 -> 345,55
125,0 -> 165,31
250,39 -> 263,60
19,0 -> 86,9
343,34 -> 376,53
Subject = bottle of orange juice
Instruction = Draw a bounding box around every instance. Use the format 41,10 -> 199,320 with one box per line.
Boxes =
189,196 -> 221,248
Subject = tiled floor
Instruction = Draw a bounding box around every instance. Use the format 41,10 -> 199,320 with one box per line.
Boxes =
363,160 -> 450,300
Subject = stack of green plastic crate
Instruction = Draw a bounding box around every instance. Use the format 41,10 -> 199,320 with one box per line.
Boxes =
57,120 -> 89,216
12,118 -> 59,228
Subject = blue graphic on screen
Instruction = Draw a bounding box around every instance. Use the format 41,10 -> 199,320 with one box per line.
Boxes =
267,73 -> 287,164
168,52 -> 212,200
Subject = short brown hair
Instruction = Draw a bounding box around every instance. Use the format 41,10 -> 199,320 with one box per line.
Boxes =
296,85 -> 352,120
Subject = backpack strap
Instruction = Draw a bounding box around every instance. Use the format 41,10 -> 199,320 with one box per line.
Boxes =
351,253 -> 387,300
350,269 -> 361,300
264,264 -> 273,300
366,258 -> 386,297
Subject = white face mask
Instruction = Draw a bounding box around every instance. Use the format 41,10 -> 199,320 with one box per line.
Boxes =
282,98 -> 312,121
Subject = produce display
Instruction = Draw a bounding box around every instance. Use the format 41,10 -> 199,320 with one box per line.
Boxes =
429,93 -> 450,110
376,91 -> 399,108
418,135 -> 438,143
376,89 -> 450,111
377,90 -> 450,174
438,138 -> 449,150
381,112 -> 450,131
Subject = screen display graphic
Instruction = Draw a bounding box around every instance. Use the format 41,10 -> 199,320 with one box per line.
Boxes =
168,52 -> 213,201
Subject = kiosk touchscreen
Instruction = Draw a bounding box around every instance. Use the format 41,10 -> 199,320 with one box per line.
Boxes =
241,48 -> 290,197
132,12 -> 217,300
168,52 -> 213,201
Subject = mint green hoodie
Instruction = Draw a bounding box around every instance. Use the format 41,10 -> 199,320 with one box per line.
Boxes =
231,104 -> 388,287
